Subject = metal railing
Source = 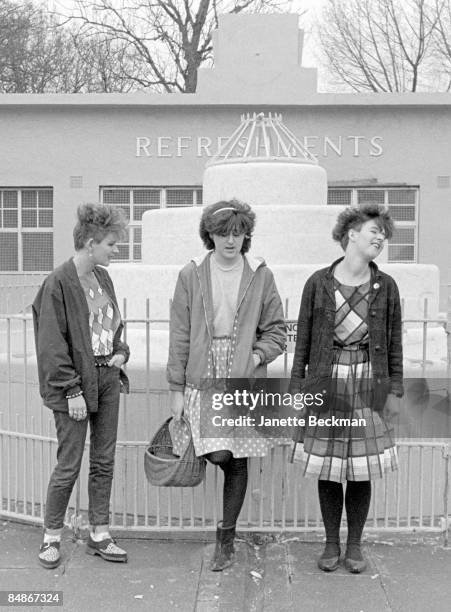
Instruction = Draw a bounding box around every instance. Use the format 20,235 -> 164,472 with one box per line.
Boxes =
0,297 -> 450,544
0,274 -> 45,314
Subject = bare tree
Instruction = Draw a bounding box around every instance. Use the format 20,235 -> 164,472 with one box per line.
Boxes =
317,0 -> 439,92
0,0 -> 137,93
431,0 -> 451,90
63,0 -> 288,93
60,30 -> 140,92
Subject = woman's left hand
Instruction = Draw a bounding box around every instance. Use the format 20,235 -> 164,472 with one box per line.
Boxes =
383,393 -> 401,422
108,354 -> 126,368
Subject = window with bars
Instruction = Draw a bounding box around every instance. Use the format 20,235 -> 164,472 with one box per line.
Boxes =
100,187 -> 202,261
0,189 -> 53,271
327,187 -> 418,263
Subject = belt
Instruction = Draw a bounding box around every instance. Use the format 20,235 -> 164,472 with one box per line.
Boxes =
333,343 -> 369,352
94,354 -> 113,367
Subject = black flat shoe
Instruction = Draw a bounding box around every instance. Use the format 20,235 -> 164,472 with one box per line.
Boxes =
318,544 -> 341,572
344,556 -> 367,573
344,545 -> 367,573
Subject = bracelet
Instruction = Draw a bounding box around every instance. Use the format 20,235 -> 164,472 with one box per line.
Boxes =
66,391 -> 83,399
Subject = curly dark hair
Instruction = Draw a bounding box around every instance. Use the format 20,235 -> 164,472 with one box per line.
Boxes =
332,202 -> 394,251
73,203 -> 128,250
199,199 -> 256,253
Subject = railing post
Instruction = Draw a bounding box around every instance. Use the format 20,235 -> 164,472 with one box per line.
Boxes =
447,284 -> 451,378
284,298 -> 289,377
443,444 -> 450,548
422,298 -> 428,377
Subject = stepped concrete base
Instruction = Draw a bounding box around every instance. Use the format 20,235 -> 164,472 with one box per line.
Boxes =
109,262 -> 440,321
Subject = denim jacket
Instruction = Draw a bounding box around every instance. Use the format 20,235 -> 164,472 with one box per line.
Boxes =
289,257 -> 403,410
33,259 -> 130,412
167,251 -> 286,391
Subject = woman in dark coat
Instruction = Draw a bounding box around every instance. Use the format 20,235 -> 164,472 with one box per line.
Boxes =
290,203 -> 403,573
33,203 -> 130,569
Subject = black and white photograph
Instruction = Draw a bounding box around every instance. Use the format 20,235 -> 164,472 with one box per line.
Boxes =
1,0 -> 451,610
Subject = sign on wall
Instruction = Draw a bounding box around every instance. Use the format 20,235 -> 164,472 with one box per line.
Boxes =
135,135 -> 384,159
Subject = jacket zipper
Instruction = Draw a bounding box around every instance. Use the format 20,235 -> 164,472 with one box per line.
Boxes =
193,263 -> 212,342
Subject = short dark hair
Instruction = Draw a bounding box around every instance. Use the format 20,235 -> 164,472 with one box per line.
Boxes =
199,199 -> 256,253
73,203 -> 128,250
332,202 -> 394,251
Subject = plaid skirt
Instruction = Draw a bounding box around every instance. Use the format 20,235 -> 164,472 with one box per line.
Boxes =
291,347 -> 398,482
172,337 -> 276,458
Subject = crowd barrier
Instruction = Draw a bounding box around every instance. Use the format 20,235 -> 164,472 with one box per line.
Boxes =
0,296 -> 450,545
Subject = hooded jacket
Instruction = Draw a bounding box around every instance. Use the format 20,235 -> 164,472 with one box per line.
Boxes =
32,259 -> 130,412
167,252 -> 286,391
289,257 -> 403,410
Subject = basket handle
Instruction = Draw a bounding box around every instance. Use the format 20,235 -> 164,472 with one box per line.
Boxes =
167,414 -> 193,442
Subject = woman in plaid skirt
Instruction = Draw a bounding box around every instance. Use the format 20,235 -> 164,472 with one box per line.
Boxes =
290,203 -> 403,574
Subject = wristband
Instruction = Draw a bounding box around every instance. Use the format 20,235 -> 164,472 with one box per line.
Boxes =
66,390 -> 83,399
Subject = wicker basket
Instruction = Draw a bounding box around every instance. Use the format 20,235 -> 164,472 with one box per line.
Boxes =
144,417 -> 206,487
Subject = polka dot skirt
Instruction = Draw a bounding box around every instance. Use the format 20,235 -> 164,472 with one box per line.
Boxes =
172,337 -> 276,458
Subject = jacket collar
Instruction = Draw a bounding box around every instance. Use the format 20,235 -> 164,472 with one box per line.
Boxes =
61,258 -> 85,289
63,257 -> 106,288
191,251 -> 266,339
325,256 -> 381,279
191,251 -> 265,272
324,256 -> 383,305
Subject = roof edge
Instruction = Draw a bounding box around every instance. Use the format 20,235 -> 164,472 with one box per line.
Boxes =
1,92 -> 451,108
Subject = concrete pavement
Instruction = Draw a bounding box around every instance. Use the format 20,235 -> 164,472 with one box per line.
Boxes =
1,521 -> 451,611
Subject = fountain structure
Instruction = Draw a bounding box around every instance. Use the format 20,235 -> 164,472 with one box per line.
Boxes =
109,112 -> 445,381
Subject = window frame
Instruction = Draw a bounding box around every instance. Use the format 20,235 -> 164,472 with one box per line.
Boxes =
0,187 -> 54,273
100,186 -> 203,262
327,185 -> 419,263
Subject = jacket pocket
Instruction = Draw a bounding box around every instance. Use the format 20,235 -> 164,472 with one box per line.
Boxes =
119,369 -> 130,394
372,376 -> 390,411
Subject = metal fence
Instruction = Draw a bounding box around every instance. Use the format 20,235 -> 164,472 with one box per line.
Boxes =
0,274 -> 46,314
1,297 -> 450,544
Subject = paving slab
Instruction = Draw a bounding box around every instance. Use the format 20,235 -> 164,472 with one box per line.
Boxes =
196,539 -> 251,612
274,541 -> 390,612
261,542 -> 293,611
371,542 -> 451,612
0,522 -> 204,612
61,538 -> 204,612
1,521 -> 451,612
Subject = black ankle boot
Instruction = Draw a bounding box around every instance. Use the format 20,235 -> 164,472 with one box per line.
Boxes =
210,522 -> 236,572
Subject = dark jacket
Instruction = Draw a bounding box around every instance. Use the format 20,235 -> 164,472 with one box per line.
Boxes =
32,259 -> 130,412
167,252 -> 286,391
289,257 -> 403,410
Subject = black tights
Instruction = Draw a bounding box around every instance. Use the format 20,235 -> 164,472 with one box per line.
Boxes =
318,480 -> 371,548
205,451 -> 248,528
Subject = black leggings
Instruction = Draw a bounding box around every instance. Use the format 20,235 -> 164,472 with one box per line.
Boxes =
205,451 -> 248,528
318,480 -> 371,546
